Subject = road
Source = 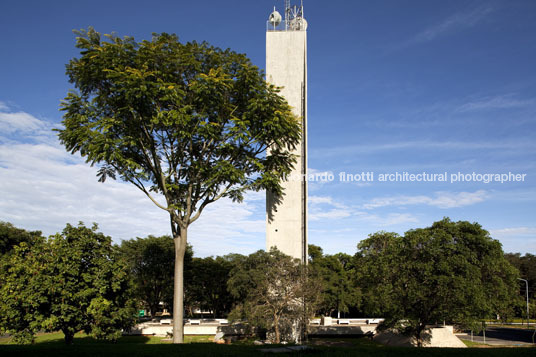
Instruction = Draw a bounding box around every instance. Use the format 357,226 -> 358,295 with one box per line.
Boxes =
457,327 -> 536,346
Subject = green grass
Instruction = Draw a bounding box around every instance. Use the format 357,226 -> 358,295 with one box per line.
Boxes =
461,340 -> 489,348
0,333 -> 534,356
0,332 -> 212,345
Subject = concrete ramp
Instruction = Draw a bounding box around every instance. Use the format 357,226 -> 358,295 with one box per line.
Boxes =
375,326 -> 466,348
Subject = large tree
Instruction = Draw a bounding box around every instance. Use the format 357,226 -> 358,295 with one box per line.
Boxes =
0,223 -> 137,344
187,256 -> 235,318
59,28 -> 301,342
356,218 -> 519,346
308,245 -> 359,318
227,248 -> 321,343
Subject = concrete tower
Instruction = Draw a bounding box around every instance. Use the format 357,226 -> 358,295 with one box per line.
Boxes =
266,1 -> 308,262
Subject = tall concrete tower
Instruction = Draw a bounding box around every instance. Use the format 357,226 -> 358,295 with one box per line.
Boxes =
266,1 -> 308,263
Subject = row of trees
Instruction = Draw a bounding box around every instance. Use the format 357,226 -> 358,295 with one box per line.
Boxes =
110,218 -> 533,345
0,222 -> 314,344
1,218 -> 531,345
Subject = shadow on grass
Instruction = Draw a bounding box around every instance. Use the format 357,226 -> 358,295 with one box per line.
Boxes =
1,333 -> 535,357
1,332 -> 154,346
308,336 -> 384,348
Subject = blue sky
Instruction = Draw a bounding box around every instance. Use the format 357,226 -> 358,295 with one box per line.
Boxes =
1,0 -> 535,256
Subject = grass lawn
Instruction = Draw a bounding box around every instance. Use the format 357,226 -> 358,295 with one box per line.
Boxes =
0,332 -> 534,356
461,340 -> 490,348
0,332 -> 215,345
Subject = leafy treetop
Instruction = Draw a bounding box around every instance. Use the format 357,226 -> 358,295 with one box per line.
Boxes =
59,28 -> 301,231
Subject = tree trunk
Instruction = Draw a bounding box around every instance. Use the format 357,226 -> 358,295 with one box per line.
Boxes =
172,228 -> 187,344
415,323 -> 424,347
63,329 -> 74,345
274,314 -> 280,344
150,303 -> 159,317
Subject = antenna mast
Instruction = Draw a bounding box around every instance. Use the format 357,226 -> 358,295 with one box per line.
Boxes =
285,0 -> 291,30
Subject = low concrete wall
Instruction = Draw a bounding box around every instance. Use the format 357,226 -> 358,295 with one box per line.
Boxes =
374,326 -> 466,348
128,318 -> 382,337
128,323 -> 247,336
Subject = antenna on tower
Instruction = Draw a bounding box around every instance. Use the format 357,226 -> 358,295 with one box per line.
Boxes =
268,0 -> 306,32
285,0 -> 291,30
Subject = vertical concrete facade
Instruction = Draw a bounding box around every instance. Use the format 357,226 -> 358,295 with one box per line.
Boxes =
266,29 -> 307,262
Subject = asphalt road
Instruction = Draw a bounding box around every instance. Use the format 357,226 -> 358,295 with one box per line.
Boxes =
457,327 -> 536,346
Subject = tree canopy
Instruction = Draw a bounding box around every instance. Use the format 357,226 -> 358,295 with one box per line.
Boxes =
0,221 -> 42,257
308,245 -> 360,318
0,217 -> 529,345
227,248 -> 321,343
59,28 -> 301,343
505,253 -> 536,320
0,223 -> 137,344
356,218 -> 519,346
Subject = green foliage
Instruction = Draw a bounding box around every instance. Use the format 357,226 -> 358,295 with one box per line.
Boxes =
87,297 -> 131,341
0,240 -> 48,344
47,223 -> 138,343
227,248 -> 321,343
58,27 -> 301,225
186,256 -> 235,318
356,218 -> 519,346
505,253 -> 536,318
309,245 -> 360,317
307,244 -> 324,262
119,236 -> 192,316
0,223 -> 137,344
0,221 -> 42,257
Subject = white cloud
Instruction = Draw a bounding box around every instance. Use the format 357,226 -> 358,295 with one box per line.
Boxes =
409,6 -> 494,45
489,227 -> 536,254
0,107 -> 266,257
490,227 -> 536,237
381,213 -> 419,226
307,168 -> 336,191
187,198 -> 265,256
309,209 -> 351,221
0,111 -> 49,134
457,95 -> 535,112
308,195 -> 352,221
353,211 -> 419,227
308,196 -> 335,205
307,195 -> 422,225
363,190 -> 488,209
431,190 -> 488,208
0,101 -> 8,111
243,190 -> 265,202
312,140 -> 536,158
